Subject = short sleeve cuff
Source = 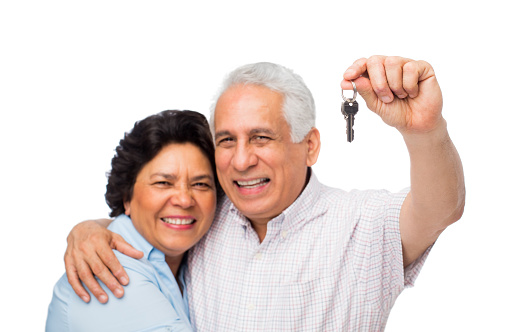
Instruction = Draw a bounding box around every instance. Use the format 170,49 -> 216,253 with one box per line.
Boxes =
388,187 -> 433,288
404,244 -> 432,288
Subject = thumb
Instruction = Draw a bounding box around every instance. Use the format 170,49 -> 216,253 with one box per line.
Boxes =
341,77 -> 380,112
112,233 -> 144,259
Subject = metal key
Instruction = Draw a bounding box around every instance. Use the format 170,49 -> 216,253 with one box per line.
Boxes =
341,100 -> 358,142
341,80 -> 359,142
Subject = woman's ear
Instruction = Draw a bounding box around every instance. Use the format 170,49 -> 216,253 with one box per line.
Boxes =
124,201 -> 131,216
305,127 -> 321,167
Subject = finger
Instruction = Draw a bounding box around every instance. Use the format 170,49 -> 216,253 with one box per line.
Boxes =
403,60 -> 433,98
340,79 -> 355,90
112,233 -> 144,260
366,55 -> 394,104
342,76 -> 381,114
92,248 -> 125,298
75,257 -> 109,303
108,233 -> 143,286
385,56 -> 411,99
342,57 -> 368,81
64,255 -> 91,303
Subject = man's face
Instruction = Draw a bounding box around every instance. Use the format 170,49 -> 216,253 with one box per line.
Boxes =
214,84 -> 315,224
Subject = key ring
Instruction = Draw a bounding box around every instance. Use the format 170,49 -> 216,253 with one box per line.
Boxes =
341,80 -> 357,103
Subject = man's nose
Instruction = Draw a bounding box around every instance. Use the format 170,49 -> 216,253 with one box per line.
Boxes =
231,143 -> 258,171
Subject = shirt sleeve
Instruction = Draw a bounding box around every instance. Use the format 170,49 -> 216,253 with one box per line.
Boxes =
46,258 -> 192,332
350,188 -> 431,312
381,188 -> 431,289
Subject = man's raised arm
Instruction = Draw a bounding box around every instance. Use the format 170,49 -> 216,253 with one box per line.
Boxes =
341,55 -> 465,267
64,219 -> 143,303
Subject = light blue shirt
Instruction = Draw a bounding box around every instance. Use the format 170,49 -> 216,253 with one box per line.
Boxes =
46,215 -> 192,332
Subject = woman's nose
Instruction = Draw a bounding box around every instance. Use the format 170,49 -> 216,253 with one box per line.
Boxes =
169,186 -> 194,208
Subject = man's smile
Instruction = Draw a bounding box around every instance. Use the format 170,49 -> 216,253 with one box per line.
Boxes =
234,178 -> 270,189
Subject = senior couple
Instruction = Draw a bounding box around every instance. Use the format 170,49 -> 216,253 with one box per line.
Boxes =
46,56 -> 465,331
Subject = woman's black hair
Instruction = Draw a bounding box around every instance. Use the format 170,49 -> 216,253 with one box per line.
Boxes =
105,110 -> 219,217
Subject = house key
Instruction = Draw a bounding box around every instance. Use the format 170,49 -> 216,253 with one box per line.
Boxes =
341,80 -> 359,142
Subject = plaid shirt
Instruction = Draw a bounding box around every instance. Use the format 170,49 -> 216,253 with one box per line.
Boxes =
186,172 -> 429,331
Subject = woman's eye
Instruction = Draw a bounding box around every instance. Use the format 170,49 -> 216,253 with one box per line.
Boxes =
154,181 -> 171,186
193,182 -> 211,189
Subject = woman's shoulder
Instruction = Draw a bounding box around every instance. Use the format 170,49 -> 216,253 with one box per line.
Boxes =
47,259 -> 190,331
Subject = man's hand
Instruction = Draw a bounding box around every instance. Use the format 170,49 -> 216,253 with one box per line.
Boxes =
341,55 -> 443,135
64,219 -> 144,303
342,55 -> 465,267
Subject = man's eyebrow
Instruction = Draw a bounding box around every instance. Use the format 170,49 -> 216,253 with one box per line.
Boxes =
215,128 -> 276,140
249,128 -> 275,136
214,130 -> 231,140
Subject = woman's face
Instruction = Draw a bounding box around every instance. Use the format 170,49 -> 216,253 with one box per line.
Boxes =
124,142 -> 216,258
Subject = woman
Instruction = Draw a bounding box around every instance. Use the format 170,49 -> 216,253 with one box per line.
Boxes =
46,110 -> 219,331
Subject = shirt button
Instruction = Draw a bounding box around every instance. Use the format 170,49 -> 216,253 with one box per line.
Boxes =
254,252 -> 263,260
247,303 -> 255,311
281,230 -> 287,239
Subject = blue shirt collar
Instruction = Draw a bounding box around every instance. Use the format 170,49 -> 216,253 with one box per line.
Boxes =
108,214 -> 165,262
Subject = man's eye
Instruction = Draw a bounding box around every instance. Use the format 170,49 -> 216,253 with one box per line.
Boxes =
253,136 -> 271,142
217,137 -> 234,146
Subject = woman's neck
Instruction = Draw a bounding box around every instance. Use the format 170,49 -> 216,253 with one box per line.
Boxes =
165,254 -> 185,294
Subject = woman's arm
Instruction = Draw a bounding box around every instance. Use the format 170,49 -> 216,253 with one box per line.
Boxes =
64,219 -> 143,303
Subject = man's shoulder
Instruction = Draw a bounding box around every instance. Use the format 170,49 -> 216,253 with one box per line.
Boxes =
317,181 -> 407,206
314,183 -> 380,209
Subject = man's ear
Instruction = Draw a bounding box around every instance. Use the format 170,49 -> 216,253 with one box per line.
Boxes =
305,127 -> 321,167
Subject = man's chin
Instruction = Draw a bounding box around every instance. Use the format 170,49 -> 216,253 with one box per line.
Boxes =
234,202 -> 276,223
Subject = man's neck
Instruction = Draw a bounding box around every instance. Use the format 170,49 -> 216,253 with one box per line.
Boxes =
248,168 -> 312,243
251,220 -> 269,243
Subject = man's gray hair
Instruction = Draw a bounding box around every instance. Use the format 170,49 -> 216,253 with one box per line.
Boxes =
209,62 -> 316,143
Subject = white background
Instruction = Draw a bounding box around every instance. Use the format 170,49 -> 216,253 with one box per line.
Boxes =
1,1 -> 516,331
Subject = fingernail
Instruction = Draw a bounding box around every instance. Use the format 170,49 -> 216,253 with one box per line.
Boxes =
344,68 -> 353,76
381,96 -> 392,103
99,295 -> 108,303
81,296 -> 90,303
120,276 -> 128,285
114,288 -> 124,298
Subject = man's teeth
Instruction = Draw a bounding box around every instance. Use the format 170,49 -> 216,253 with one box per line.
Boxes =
236,178 -> 269,188
161,218 -> 195,225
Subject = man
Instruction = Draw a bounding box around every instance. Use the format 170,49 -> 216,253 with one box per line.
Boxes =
65,56 -> 465,330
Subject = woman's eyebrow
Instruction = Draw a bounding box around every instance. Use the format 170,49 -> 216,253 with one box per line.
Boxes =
191,174 -> 214,182
150,173 -> 177,180
151,173 -> 213,182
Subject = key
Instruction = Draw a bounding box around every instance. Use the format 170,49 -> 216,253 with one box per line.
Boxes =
341,100 -> 358,142
341,80 -> 359,143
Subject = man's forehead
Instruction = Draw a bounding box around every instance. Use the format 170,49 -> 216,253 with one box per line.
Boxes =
215,85 -> 283,115
213,107 -> 286,134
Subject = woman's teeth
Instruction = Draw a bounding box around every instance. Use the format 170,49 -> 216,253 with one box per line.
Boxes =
161,218 -> 195,225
